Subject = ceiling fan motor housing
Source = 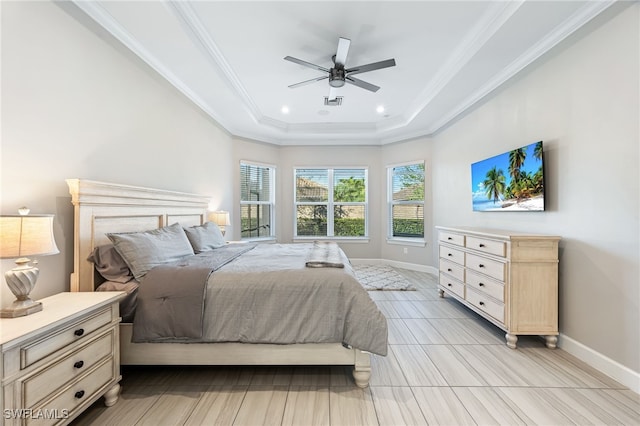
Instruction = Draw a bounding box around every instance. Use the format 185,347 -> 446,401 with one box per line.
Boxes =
329,67 -> 346,87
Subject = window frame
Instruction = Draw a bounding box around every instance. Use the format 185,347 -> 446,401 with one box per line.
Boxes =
387,161 -> 426,245
240,160 -> 276,241
293,167 -> 369,240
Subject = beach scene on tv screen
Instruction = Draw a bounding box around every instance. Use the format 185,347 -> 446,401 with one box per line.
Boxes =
471,141 -> 544,211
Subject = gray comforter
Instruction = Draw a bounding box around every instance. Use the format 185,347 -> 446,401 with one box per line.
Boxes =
133,243 -> 388,356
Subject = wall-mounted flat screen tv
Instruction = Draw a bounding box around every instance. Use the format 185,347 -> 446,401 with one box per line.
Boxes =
471,141 -> 544,211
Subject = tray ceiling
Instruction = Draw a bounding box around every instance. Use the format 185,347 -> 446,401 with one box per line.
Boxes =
69,1 -> 614,145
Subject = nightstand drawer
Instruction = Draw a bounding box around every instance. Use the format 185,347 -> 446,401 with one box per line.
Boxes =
466,288 -> 504,323
439,258 -> 465,282
21,307 -> 112,369
466,270 -> 504,302
28,358 -> 115,426
465,253 -> 505,282
23,330 -> 114,408
439,245 -> 465,266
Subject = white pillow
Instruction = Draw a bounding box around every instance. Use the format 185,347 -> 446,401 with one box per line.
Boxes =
183,221 -> 226,253
107,223 -> 194,280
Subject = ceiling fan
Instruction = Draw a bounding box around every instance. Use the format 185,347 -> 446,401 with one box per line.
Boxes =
284,37 -> 396,99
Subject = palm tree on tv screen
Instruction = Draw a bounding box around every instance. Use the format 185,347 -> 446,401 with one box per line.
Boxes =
483,166 -> 506,204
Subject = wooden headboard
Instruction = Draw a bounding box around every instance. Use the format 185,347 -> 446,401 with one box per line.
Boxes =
67,179 -> 210,292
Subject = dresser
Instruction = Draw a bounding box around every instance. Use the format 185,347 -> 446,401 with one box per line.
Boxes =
1,292 -> 124,425
436,226 -> 560,349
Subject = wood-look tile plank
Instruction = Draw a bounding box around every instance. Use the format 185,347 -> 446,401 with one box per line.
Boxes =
184,385 -> 247,426
579,388 -> 640,424
451,317 -> 504,344
136,385 -> 209,426
421,345 -> 487,386
250,366 -> 293,386
71,385 -> 161,426
371,386 -> 428,425
329,386 -> 378,426
388,300 -> 424,318
370,350 -> 409,387
329,366 -> 353,387
495,387 -> 575,425
375,300 -> 402,318
403,318 -> 448,344
539,388 -> 624,425
391,345 -> 448,386
452,345 -> 530,386
525,348 -> 615,388
281,386 -> 330,426
290,366 -> 332,387
452,387 -> 528,425
367,290 -> 391,301
233,385 -> 289,426
387,318 -> 419,344
412,386 -> 475,425
427,318 -> 483,344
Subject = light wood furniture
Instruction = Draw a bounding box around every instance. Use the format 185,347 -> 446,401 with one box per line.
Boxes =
66,179 -> 373,388
436,226 -> 560,349
0,292 -> 124,425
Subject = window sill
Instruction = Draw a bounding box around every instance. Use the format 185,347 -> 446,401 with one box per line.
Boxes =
386,238 -> 426,247
293,237 -> 370,244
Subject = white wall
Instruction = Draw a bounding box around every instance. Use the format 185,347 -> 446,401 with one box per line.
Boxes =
431,3 -> 639,374
1,1 -> 234,306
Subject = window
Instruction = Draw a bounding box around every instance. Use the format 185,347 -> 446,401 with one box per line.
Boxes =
240,162 -> 275,239
388,162 -> 425,239
295,168 -> 367,238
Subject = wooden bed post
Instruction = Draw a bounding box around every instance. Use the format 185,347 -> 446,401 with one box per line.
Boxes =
353,349 -> 372,388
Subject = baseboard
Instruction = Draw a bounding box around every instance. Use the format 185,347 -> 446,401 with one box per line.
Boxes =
558,334 -> 640,394
351,258 -> 438,276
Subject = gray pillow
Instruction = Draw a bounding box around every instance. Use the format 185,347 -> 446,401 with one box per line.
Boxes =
87,244 -> 133,283
107,223 -> 194,280
184,221 -> 226,253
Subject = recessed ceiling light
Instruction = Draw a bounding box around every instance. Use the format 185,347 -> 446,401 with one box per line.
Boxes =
376,105 -> 385,114
281,106 -> 290,114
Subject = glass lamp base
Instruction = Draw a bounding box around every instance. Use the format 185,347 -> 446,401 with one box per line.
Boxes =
0,299 -> 42,318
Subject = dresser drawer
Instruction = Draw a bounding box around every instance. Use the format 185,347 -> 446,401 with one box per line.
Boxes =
439,273 -> 465,299
466,288 -> 504,323
28,359 -> 115,426
466,253 -> 505,282
466,236 -> 506,257
439,258 -> 465,282
21,307 -> 112,369
439,245 -> 465,266
438,231 -> 465,247
23,330 -> 114,408
466,270 -> 504,302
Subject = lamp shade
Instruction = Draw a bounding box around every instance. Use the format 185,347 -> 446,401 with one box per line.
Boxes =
208,211 -> 230,227
0,215 -> 59,259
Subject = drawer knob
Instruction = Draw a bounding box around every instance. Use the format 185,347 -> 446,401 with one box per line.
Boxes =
478,264 -> 485,268
479,283 -> 485,287
74,360 -> 84,369
479,301 -> 485,306
479,243 -> 485,247
447,268 -> 452,272
74,328 -> 85,337
447,283 -> 452,287
75,390 -> 85,399
447,253 -> 452,257
447,237 -> 452,240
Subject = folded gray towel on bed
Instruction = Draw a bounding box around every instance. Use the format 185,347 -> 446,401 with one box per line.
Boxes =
305,241 -> 344,268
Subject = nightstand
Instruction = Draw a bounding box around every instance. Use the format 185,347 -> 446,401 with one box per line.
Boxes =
1,292 -> 124,425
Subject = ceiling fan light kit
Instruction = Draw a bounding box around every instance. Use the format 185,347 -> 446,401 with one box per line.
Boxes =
285,37 -> 396,101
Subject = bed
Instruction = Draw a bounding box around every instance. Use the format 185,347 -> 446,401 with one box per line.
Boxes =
66,179 -> 387,388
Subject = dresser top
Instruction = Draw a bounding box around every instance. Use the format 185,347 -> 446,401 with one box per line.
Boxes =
436,226 -> 561,241
0,292 -> 124,346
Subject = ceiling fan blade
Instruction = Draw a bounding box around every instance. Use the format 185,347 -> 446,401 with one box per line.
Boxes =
345,76 -> 380,92
288,75 -> 329,89
346,58 -> 396,76
284,56 -> 330,73
334,37 -> 351,66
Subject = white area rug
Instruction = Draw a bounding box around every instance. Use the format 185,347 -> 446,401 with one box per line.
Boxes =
353,264 -> 416,291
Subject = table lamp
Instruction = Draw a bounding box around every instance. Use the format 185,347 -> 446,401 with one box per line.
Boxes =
0,212 -> 59,318
208,211 -> 230,236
